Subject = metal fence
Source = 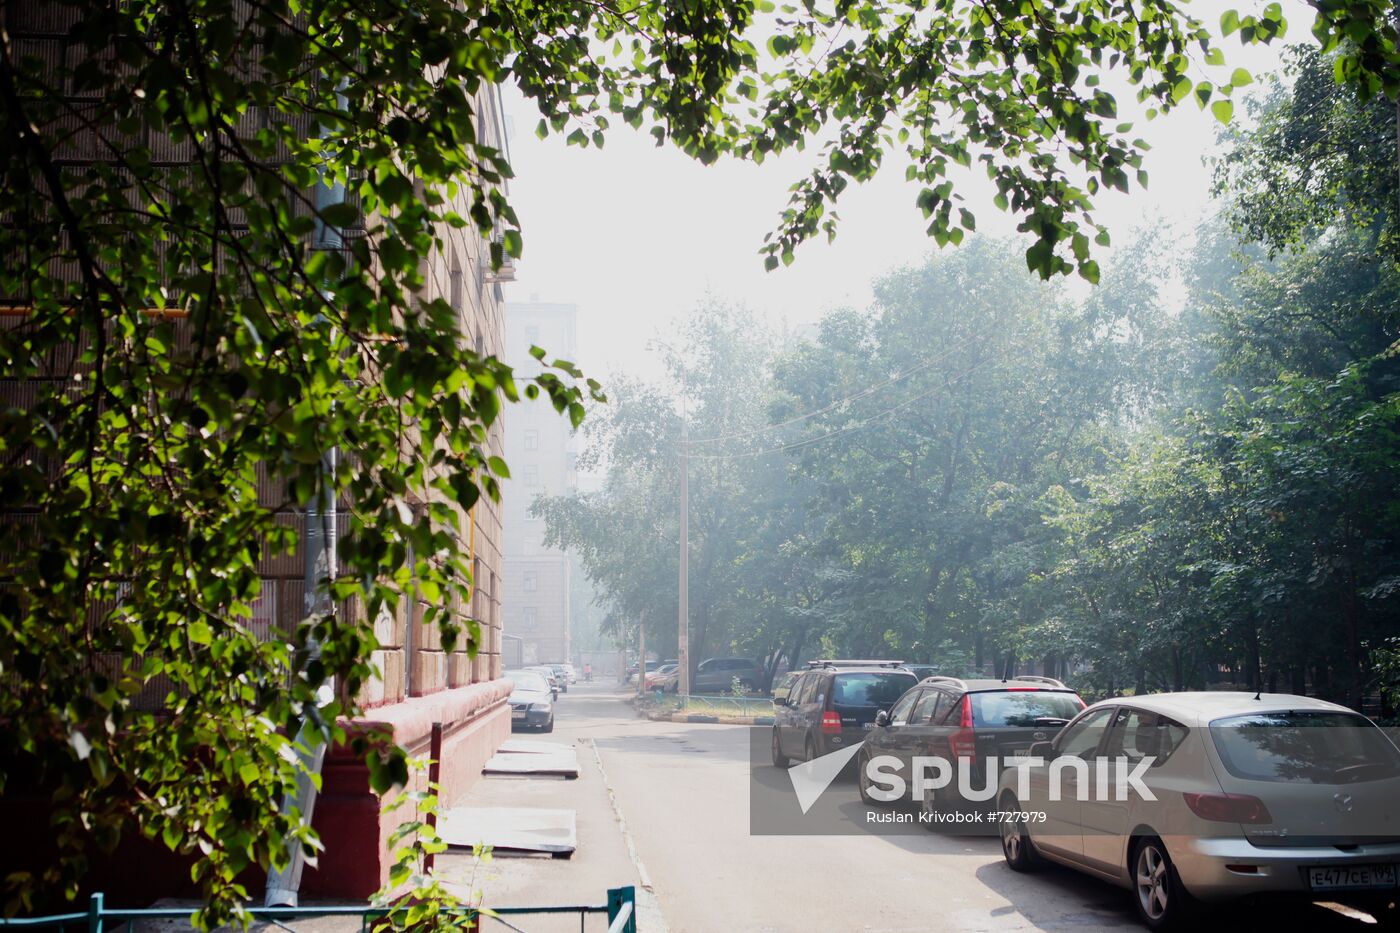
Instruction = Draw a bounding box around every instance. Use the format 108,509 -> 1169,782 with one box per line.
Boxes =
653,693 -> 774,717
0,890 -> 637,933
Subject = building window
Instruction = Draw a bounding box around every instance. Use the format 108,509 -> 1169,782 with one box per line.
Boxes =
523,571 -> 537,592
523,465 -> 539,487
521,607 -> 537,631
524,429 -> 539,451
525,324 -> 540,345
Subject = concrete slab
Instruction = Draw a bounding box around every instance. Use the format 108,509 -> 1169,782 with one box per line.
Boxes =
483,747 -> 579,778
498,738 -> 575,755
437,806 -> 577,856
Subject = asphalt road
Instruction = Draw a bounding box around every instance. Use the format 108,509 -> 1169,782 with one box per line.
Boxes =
551,682 -> 1390,933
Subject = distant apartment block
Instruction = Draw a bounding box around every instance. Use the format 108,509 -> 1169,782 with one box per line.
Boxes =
503,301 -> 579,666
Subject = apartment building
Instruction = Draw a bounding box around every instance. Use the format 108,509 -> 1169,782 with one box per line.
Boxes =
0,2 -> 516,904
502,301 -> 580,667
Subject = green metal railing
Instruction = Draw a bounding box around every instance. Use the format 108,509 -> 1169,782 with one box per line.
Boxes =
0,890 -> 637,933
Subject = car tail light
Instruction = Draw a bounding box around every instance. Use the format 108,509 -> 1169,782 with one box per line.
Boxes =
949,696 -> 977,762
820,711 -> 842,734
1183,792 -> 1273,824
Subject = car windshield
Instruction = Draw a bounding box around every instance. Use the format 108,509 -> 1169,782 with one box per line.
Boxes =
831,672 -> 917,707
505,670 -> 549,694
1210,710 -> 1400,784
971,692 -> 1083,727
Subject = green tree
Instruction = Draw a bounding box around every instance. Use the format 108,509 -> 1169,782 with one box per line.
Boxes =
537,300 -> 776,676
5,0 -> 1400,917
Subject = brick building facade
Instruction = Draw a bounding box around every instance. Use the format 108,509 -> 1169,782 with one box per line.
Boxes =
1,2 -> 517,904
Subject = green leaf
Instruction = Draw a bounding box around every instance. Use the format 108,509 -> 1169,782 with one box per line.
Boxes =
318,201 -> 360,228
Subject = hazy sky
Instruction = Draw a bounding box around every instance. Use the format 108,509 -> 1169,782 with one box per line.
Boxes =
498,7 -> 1310,386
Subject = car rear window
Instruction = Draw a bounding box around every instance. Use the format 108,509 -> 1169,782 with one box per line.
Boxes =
1210,710 -> 1400,784
971,691 -> 1083,727
832,672 -> 917,707
505,671 -> 549,693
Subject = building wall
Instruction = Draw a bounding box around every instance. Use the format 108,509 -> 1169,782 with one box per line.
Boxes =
0,3 -> 516,901
502,302 -> 579,666
309,84 -> 514,899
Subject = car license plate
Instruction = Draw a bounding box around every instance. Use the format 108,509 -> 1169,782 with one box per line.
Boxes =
1308,864 -> 1397,891
511,709 -> 526,720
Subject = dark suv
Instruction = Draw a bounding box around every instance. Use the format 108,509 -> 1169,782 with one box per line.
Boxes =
692,657 -> 762,694
771,662 -> 919,766
857,676 -> 1084,813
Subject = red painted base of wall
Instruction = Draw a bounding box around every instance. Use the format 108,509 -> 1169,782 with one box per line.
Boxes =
302,680 -> 512,900
0,679 -> 511,909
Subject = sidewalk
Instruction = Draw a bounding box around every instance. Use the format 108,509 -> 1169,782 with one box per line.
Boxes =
434,737 -> 665,932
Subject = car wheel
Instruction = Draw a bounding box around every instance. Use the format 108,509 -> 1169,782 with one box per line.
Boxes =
917,783 -> 945,828
1132,836 -> 1194,930
857,751 -> 878,804
998,794 -> 1039,872
771,728 -> 789,768
541,715 -> 554,734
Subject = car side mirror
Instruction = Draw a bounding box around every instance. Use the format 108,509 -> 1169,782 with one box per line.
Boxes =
773,696 -> 787,707
875,710 -> 890,728
1029,740 -> 1055,760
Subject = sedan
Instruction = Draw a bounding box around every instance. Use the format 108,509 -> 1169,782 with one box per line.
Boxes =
996,692 -> 1400,930
504,669 -> 555,732
524,665 -> 560,699
645,663 -> 680,691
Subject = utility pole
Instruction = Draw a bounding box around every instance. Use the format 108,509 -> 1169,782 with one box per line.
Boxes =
636,609 -> 646,698
678,423 -> 690,697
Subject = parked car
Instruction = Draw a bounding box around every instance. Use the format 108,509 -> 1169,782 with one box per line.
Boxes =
692,657 -> 762,694
524,665 -> 559,699
544,663 -> 570,692
504,669 -> 555,732
771,670 -> 802,703
996,692 -> 1400,930
645,662 -> 679,690
772,663 -> 919,766
859,675 -> 1084,814
625,659 -> 663,684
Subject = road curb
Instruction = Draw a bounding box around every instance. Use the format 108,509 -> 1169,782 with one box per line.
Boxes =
642,710 -> 774,726
587,739 -> 670,933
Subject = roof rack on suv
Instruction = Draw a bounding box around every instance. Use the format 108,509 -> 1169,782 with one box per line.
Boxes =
806,659 -> 905,669
922,675 -> 968,689
1010,675 -> 1068,689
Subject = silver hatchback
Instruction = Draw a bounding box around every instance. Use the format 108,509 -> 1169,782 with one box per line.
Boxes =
996,692 -> 1400,929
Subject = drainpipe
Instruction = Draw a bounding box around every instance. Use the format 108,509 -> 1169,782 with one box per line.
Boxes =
265,146 -> 344,909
